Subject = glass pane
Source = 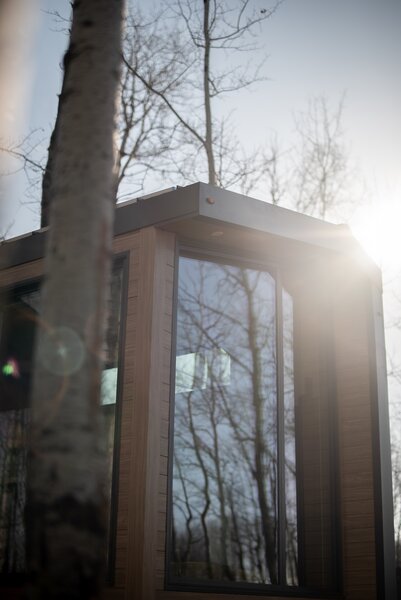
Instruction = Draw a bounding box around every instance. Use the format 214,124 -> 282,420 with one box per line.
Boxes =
282,288 -> 298,585
171,256 -> 278,584
0,408 -> 29,574
102,265 -> 123,554
103,265 -> 123,467
0,289 -> 38,574
0,265 -> 123,576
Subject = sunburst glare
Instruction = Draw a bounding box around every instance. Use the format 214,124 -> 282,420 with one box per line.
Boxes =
351,194 -> 401,271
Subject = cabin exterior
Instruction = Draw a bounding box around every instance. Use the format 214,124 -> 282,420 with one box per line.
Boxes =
0,183 -> 396,599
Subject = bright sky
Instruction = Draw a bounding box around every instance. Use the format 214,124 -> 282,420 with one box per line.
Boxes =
3,0 -> 401,273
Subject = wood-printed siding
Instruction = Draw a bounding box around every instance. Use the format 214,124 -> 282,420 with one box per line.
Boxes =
292,275 -> 336,591
332,255 -> 377,600
0,258 -> 44,287
0,229 -> 387,600
120,227 -> 175,600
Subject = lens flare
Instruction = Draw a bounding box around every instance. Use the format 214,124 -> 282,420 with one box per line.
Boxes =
38,326 -> 85,376
351,196 -> 401,271
2,358 -> 20,378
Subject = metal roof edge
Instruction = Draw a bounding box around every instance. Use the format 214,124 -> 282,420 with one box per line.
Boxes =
114,182 -> 200,236
198,183 -> 350,249
0,184 -> 201,270
197,183 -> 382,288
0,228 -> 47,271
0,183 -> 382,289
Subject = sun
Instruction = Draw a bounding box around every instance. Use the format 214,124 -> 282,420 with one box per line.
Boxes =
350,197 -> 401,272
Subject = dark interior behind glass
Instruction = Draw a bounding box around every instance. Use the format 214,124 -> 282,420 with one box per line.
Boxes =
0,265 -> 123,578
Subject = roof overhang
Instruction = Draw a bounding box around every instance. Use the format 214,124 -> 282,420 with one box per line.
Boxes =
0,182 -> 381,287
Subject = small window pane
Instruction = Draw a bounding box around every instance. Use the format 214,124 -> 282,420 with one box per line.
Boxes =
283,288 -> 298,585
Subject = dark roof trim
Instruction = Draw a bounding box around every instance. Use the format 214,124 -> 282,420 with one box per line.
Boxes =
0,229 -> 46,270
114,182 -> 199,235
198,183 -> 352,252
0,183 -> 381,286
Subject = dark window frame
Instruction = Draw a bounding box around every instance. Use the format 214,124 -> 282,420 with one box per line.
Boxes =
0,252 -> 129,587
165,242 -> 342,597
0,277 -> 40,585
105,252 -> 129,585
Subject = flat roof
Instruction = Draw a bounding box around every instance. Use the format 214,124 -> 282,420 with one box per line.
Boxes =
0,182 -> 380,284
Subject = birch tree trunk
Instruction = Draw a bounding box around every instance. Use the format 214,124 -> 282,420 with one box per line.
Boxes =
26,1 -> 124,598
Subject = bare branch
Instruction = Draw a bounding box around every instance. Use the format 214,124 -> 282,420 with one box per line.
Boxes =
123,56 -> 206,149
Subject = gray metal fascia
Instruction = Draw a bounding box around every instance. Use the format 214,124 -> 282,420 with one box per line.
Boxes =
0,184 -> 202,269
114,182 -> 200,235
0,230 -> 46,270
197,182 -> 382,284
197,183 -> 340,245
0,183 -> 382,286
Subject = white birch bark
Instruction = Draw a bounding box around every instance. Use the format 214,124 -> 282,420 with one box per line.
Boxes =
27,1 -> 124,598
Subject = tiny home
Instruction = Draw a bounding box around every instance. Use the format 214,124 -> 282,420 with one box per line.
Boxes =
0,183 -> 396,599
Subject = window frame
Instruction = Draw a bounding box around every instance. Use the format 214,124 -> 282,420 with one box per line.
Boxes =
165,243 -> 342,597
0,276 -> 40,585
0,253 -> 129,586
105,252 -> 129,584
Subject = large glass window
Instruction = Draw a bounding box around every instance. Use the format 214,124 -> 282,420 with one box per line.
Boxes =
0,263 -> 124,577
168,254 -> 338,593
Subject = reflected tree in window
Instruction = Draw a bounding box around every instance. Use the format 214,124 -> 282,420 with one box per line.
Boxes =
170,256 -> 297,585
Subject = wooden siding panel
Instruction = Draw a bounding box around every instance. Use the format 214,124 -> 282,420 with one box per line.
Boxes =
332,257 -> 378,600
113,231 -> 139,254
0,258 -> 43,286
113,232 -> 140,591
122,227 -> 175,600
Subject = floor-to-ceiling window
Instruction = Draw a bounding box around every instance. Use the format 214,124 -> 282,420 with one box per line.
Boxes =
167,252 -> 339,594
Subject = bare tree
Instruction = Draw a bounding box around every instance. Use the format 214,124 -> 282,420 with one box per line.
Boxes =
126,0 -> 281,191
258,94 -> 356,223
292,95 -> 351,220
2,2 -> 282,226
26,2 -> 124,599
17,7 -> 188,227
115,9 -> 185,200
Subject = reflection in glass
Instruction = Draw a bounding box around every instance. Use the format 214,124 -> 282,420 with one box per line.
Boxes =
0,265 -> 123,576
171,256 -> 279,584
283,288 -> 297,585
102,265 -> 123,562
0,290 -> 37,574
170,256 -> 338,591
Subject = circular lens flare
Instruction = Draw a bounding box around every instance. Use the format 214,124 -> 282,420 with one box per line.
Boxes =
2,358 -> 20,378
38,326 -> 85,376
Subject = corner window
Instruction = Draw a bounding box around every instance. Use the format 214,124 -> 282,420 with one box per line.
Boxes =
167,253 -> 338,593
0,261 -> 125,578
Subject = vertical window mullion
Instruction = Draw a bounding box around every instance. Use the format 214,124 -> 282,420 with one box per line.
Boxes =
276,271 -> 286,585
